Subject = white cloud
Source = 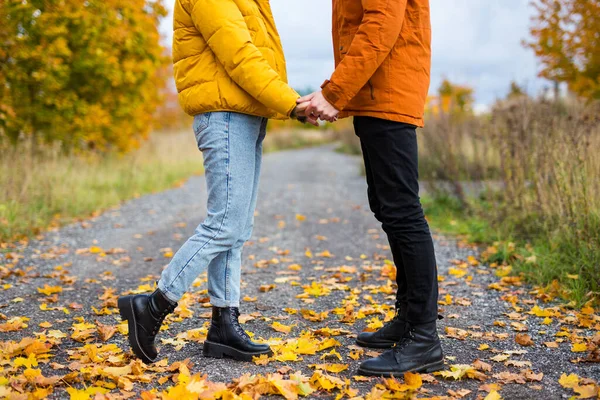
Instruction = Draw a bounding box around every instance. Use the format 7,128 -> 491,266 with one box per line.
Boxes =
160,0 -> 549,105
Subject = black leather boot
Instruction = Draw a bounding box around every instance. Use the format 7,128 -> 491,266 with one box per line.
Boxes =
118,289 -> 177,364
203,306 -> 272,361
356,306 -> 407,349
357,321 -> 444,377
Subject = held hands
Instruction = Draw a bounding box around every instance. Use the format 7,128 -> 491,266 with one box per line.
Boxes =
293,101 -> 319,126
292,90 -> 340,126
298,91 -> 339,123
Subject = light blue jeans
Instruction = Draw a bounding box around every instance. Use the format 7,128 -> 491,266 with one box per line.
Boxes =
158,112 -> 267,307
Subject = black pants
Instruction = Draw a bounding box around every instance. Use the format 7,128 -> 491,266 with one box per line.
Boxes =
354,116 -> 439,324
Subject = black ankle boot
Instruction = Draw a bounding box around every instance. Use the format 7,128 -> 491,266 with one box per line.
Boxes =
357,321 -> 444,377
118,289 -> 177,364
356,308 -> 407,349
203,306 -> 272,361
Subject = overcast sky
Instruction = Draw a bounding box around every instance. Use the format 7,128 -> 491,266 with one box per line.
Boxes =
160,0 -> 549,107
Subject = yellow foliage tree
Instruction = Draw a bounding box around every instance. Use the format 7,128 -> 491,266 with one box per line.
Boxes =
0,0 -> 168,152
427,79 -> 474,117
526,0 -> 600,100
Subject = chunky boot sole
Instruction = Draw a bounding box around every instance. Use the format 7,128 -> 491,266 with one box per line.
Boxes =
118,296 -> 156,365
355,338 -> 398,349
203,340 -> 273,362
357,359 -> 444,377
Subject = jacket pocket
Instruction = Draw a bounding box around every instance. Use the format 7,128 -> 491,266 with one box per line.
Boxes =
338,33 -> 355,58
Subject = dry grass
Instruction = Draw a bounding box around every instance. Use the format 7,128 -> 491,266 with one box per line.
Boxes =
0,130 -> 202,241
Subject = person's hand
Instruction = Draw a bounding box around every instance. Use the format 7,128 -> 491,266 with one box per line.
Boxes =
297,91 -> 339,123
293,101 -> 319,126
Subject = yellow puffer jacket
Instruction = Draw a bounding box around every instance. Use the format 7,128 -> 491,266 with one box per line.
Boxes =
172,0 -> 299,119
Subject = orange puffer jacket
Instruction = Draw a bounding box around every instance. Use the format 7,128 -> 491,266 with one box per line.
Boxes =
322,0 -> 432,127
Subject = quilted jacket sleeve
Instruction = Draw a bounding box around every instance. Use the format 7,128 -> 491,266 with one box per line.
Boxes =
189,0 -> 299,117
322,0 -> 408,110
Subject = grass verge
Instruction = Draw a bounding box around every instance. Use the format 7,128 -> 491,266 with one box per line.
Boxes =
423,194 -> 599,307
0,131 -> 203,241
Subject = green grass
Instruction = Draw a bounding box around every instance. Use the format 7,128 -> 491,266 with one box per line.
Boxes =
423,194 -> 600,306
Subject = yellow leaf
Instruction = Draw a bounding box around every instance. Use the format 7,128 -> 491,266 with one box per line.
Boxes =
404,372 -> 422,390
103,365 -> 132,377
436,364 -> 486,381
580,306 -> 595,315
566,274 -> 579,280
252,354 -> 270,365
243,296 -> 257,302
259,284 -> 276,292
271,321 -> 293,334
23,368 -> 41,381
559,373 -> 580,389
89,246 -> 103,254
0,316 -> 29,332
366,317 -> 383,330
13,354 -> 38,368
296,214 -> 306,221
484,390 -> 503,400
478,344 -> 490,351
48,329 -> 67,339
318,250 -> 333,258
571,343 -> 587,353
495,265 -> 513,277
449,267 -> 467,278
37,285 -> 63,296
309,371 -> 345,391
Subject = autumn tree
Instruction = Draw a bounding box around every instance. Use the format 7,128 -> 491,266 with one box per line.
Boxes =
0,0 -> 168,152
426,79 -> 475,117
526,0 -> 600,100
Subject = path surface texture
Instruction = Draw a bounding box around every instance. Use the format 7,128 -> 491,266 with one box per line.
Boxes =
1,146 -> 599,400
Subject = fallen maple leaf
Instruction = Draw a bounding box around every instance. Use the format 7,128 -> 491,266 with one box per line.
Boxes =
436,364 -> 487,381
559,373 -> 580,389
515,333 -> 534,347
272,321 -> 293,334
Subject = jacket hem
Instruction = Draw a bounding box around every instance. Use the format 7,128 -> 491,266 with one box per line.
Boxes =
339,110 -> 424,128
185,108 -> 289,121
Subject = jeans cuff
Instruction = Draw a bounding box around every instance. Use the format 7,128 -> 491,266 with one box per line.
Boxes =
157,281 -> 181,303
210,296 -> 240,308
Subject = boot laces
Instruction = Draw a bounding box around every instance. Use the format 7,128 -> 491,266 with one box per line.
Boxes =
393,327 -> 416,352
151,303 -> 176,336
231,308 -> 250,340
